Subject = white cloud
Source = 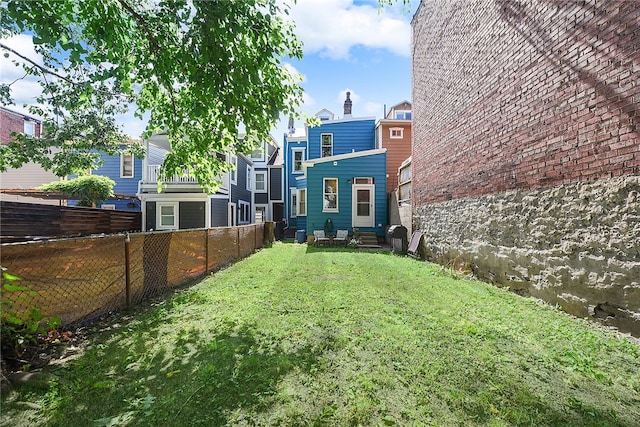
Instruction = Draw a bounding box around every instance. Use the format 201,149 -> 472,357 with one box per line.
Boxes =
282,62 -> 306,83
363,101 -> 383,116
302,91 -> 316,108
1,34 -> 45,116
287,0 -> 410,59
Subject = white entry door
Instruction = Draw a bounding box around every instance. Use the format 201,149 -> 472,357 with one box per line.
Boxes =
352,184 -> 374,227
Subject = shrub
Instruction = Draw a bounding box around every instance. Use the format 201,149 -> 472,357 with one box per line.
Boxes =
39,175 -> 115,207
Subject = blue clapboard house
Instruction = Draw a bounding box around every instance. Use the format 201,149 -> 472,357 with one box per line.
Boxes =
283,93 -> 387,241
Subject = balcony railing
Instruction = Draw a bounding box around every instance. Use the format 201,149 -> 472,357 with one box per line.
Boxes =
143,165 -> 229,191
145,165 -> 199,184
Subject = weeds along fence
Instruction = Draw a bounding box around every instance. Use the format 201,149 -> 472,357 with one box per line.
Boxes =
0,224 -> 266,326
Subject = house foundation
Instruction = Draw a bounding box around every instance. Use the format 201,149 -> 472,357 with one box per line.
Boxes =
414,174 -> 640,336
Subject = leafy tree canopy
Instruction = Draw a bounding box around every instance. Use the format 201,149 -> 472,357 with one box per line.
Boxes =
0,0 -> 304,192
38,175 -> 115,207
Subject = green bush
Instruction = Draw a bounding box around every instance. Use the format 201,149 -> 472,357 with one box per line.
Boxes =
39,175 -> 115,207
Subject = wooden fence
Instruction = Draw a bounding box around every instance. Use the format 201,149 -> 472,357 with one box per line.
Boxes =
0,201 -> 142,243
0,224 -> 267,326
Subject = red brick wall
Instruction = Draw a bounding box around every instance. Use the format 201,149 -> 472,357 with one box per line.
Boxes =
411,0 -> 640,206
0,108 -> 42,144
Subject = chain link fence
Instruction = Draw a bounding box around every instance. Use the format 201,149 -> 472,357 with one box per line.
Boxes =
1,224 -> 265,326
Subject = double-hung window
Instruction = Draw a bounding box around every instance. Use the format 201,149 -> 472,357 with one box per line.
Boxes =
291,190 -> 298,217
255,171 -> 266,192
321,134 -> 333,157
121,153 -> 134,178
157,203 -> 178,230
323,178 -> 338,212
298,189 -> 306,216
238,201 -> 250,224
230,155 -> 237,184
292,148 -> 305,174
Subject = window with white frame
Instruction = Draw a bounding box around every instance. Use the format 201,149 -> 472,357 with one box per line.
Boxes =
394,110 -> 411,120
230,155 -> 237,184
23,121 -> 36,136
290,189 -> 298,217
246,166 -> 252,191
323,178 -> 338,212
250,145 -> 264,161
255,171 -> 266,192
239,200 -> 251,224
321,133 -> 333,157
297,188 -> 306,216
292,148 -> 305,173
121,153 -> 134,178
390,128 -> 403,139
157,203 -> 178,230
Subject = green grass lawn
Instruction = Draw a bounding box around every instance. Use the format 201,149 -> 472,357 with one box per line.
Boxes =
2,243 -> 639,426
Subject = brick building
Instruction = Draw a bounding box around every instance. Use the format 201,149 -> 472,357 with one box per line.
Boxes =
375,101 -> 412,195
0,106 -> 41,143
411,0 -> 639,335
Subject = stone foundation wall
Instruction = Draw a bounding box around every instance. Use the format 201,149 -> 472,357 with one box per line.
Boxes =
414,175 -> 640,336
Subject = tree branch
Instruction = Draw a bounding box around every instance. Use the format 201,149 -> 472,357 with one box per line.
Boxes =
0,43 -> 73,84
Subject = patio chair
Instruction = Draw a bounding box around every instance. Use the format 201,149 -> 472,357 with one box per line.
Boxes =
334,229 -> 349,246
313,230 -> 331,246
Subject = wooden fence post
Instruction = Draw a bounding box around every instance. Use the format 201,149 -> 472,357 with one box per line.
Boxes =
237,227 -> 241,259
124,232 -> 131,308
205,229 -> 209,273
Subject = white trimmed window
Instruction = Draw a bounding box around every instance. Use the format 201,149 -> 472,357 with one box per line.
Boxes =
24,121 -> 36,136
292,148 -> 305,173
121,153 -> 134,178
250,145 -> 264,161
230,155 -> 237,184
297,188 -> 307,216
323,178 -> 338,212
390,128 -> 403,139
321,133 -> 333,157
394,110 -> 411,120
255,171 -> 266,192
239,200 -> 251,224
157,203 -> 178,230
290,189 -> 298,217
246,166 -> 252,191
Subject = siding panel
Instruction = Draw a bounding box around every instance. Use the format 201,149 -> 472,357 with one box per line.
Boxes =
305,152 -> 386,236
179,201 -> 205,229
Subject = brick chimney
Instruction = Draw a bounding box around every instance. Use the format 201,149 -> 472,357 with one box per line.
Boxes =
343,91 -> 352,117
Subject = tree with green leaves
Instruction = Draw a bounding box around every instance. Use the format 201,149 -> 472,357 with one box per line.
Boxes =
0,0 -> 305,192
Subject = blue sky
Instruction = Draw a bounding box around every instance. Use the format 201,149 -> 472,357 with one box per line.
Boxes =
275,0 -> 416,142
1,0 -> 417,145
